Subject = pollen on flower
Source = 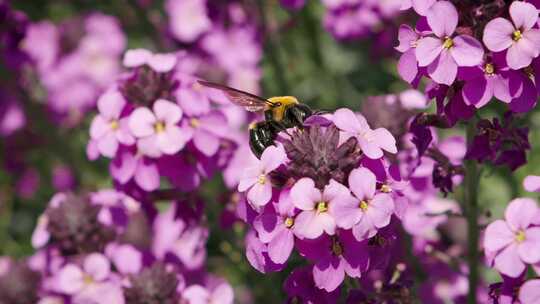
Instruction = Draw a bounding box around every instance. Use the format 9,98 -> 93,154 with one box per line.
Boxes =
190,118 -> 200,128
484,63 -> 495,76
515,230 -> 526,243
110,120 -> 119,130
512,30 -> 522,41
154,121 -> 165,133
443,37 -> 454,49
285,217 -> 294,228
316,201 -> 328,213
381,184 -> 392,193
83,274 -> 94,285
257,174 -> 266,185
359,200 -> 369,211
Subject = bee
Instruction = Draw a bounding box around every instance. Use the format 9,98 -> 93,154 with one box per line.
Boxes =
198,80 -> 313,158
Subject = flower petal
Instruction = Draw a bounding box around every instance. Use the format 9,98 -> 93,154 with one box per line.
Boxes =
123,48 -> 151,68
156,126 -> 189,155
372,128 -> 397,153
129,107 -> 156,137
494,244 -> 526,278
134,159 -> 159,191
483,18 -> 515,52
416,37 -> 443,67
519,279 -> 540,304
260,145 -> 286,173
247,182 -> 272,208
484,220 -> 514,252
348,167 -> 376,200
507,40 -> 535,70
193,130 -> 220,156
291,178 -> 321,211
450,35 -> 484,67
268,229 -> 294,264
83,253 -> 110,281
333,108 -> 363,133
58,264 -> 84,294
97,90 -> 125,119
153,99 -> 182,124
147,53 -> 177,72
313,258 -> 345,292
398,50 -> 419,84
509,1 -> 539,31
505,198 -> 538,230
427,51 -> 458,85
518,227 -> 540,264
426,1 -> 458,37
524,175 -> 540,193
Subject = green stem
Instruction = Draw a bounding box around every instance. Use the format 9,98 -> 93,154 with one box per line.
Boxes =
464,120 -> 480,304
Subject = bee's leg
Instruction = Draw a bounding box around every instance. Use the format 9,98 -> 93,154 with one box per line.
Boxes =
249,121 -> 277,158
268,120 -> 292,137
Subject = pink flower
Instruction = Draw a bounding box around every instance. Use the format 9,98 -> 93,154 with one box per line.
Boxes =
253,190 -> 297,264
238,145 -> 286,209
415,1 -> 484,85
110,149 -> 160,191
180,111 -> 228,157
483,1 -> 540,70
333,108 -> 397,159
332,167 -> 394,241
90,90 -> 134,158
129,99 -> 190,157
459,59 -> 513,108
182,282 -> 234,304
123,49 -> 178,73
524,175 -> 540,192
484,198 -> 540,278
290,178 -> 350,239
396,24 -> 422,85
400,0 -> 436,16
166,0 -> 211,43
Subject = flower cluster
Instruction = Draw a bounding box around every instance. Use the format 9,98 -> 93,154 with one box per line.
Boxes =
397,0 -> 540,115
88,49 -> 245,196
21,13 -> 126,125
483,177 -> 540,304
7,190 -> 234,303
237,108 -> 407,297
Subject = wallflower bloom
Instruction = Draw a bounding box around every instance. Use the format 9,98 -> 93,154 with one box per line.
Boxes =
483,1 -> 540,70
182,282 -> 234,304
166,0 -> 211,43
519,279 -> 540,304
129,99 -> 189,157
110,149 -> 160,191
333,108 -> 397,159
290,178 -> 349,239
484,198 -> 540,277
415,1 -> 484,85
332,167 -> 394,241
90,90 -> 134,157
123,49 -> 177,73
238,145 -> 286,209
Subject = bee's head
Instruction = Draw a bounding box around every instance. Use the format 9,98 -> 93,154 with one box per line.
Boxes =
289,103 -> 312,124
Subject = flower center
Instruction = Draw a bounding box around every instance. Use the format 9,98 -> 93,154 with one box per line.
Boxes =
359,200 -> 369,211
512,30 -> 522,41
515,230 -> 526,243
257,174 -> 266,185
83,273 -> 94,285
484,63 -> 495,76
110,120 -> 119,130
190,118 -> 200,128
524,66 -> 534,78
316,201 -> 328,213
380,184 -> 392,193
154,121 -> 165,133
331,239 -> 343,256
284,217 -> 294,228
443,37 -> 454,49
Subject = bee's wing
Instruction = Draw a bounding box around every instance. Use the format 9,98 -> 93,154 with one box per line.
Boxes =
197,80 -> 274,112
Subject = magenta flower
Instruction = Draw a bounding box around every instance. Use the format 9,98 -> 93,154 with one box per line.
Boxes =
296,231 -> 369,292
459,60 -> 513,108
484,198 -> 540,277
180,111 -> 228,157
123,48 -> 177,72
519,279 -> 540,304
129,99 -> 190,157
166,0 -> 211,43
110,149 -> 160,191
182,282 -> 234,304
415,1 -> 484,85
483,1 -> 540,70
396,24 -> 422,85
332,167 -> 394,241
400,0 -> 436,16
290,178 -> 350,239
238,145 -> 286,209
253,190 -> 297,264
90,90 -> 134,158
333,108 -> 397,159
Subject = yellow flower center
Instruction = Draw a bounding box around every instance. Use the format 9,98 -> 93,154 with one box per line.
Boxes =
332,239 -> 343,256
83,274 -> 94,285
513,30 -> 522,41
381,185 -> 392,193
484,63 -> 495,76
515,230 -> 526,243
359,200 -> 369,211
285,217 -> 294,228
316,201 -> 328,213
154,121 -> 165,133
110,120 -> 119,130
257,174 -> 266,185
190,118 -> 200,128
443,37 -> 454,49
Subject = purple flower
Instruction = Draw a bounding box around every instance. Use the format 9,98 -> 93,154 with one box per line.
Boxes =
396,24 -> 422,85
245,230 -> 285,273
123,49 -> 177,73
460,60 -> 513,108
180,111 -> 228,157
415,1 -> 484,85
332,167 -> 394,241
333,108 -> 397,159
296,231 -> 369,292
182,282 -> 234,304
290,178 -> 349,239
110,149 -> 160,191
484,198 -> 540,277
238,145 -> 286,209
129,99 -> 190,157
524,175 -> 540,192
400,0 -> 436,16
283,265 -> 339,304
483,1 -> 540,70
90,90 -> 134,158
166,0 -> 211,43
519,279 -> 540,304
253,190 -> 297,264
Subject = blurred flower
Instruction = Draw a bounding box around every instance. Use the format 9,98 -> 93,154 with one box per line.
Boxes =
182,281 -> 234,304
519,279 -> 540,304
124,263 -> 181,304
0,259 -> 41,304
166,0 -> 211,43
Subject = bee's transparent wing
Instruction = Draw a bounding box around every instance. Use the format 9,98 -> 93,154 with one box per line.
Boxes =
197,80 -> 274,112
